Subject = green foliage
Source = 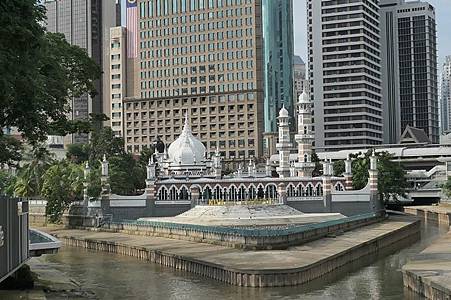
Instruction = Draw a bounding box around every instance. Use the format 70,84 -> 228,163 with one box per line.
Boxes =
41,161 -> 83,223
351,150 -> 408,203
66,143 -> 89,164
0,0 -> 100,164
88,127 -> 125,166
109,154 -> 145,195
0,135 -> 23,167
138,146 -> 155,169
442,177 -> 451,198
0,170 -> 16,196
86,167 -> 101,199
311,151 -> 323,177
333,160 -> 345,177
13,147 -> 54,197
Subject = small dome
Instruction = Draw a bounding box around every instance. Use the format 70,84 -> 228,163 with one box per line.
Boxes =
168,114 -> 206,165
278,105 -> 289,118
298,87 -> 310,104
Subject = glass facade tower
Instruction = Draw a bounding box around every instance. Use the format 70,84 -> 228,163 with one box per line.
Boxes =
262,0 -> 294,134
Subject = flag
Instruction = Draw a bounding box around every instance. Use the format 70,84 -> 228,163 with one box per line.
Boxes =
127,0 -> 138,58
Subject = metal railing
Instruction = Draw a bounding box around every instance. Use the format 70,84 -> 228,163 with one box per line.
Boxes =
0,197 -> 29,283
112,212 -> 379,238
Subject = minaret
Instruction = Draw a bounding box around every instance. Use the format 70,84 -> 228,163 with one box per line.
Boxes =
276,105 -> 292,178
294,86 -> 315,177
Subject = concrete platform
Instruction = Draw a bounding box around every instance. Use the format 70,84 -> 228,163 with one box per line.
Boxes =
39,216 -> 420,287
403,230 -> 451,299
139,204 -> 345,226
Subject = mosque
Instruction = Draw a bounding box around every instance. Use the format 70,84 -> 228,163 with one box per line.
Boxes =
115,88 -> 382,216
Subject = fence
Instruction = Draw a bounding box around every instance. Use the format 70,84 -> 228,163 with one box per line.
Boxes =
0,197 -> 29,283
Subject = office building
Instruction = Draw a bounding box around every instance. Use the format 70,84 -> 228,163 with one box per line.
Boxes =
43,0 -> 120,144
307,0 -> 383,151
262,0 -> 294,155
121,0 -> 264,161
440,56 -> 451,133
380,0 -> 439,143
293,55 -> 307,104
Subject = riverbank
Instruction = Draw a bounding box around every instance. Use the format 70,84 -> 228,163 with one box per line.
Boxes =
403,205 -> 451,299
38,215 -> 420,287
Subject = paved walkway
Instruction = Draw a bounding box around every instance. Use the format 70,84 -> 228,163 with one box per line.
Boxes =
403,230 -> 451,298
40,217 -> 417,274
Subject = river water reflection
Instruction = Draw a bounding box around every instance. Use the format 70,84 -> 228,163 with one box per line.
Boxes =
34,223 -> 447,300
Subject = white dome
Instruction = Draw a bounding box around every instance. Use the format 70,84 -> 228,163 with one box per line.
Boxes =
168,114 -> 206,165
278,105 -> 289,118
298,87 -> 310,103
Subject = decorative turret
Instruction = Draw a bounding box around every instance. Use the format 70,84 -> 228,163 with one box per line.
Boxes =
100,155 -> 110,196
294,86 -> 315,177
147,157 -> 156,182
276,105 -> 292,178
344,154 -> 353,190
83,161 -> 90,206
265,158 -> 272,177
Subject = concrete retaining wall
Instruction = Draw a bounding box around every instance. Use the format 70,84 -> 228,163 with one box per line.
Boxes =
54,219 -> 420,287
80,214 -> 384,250
404,206 -> 451,228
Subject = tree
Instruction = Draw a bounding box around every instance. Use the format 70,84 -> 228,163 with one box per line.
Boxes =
333,160 -> 345,177
0,0 -> 101,164
351,150 -> 408,204
0,170 -> 16,196
442,177 -> 451,198
311,151 -> 323,177
13,147 -> 54,197
41,161 -> 84,223
109,154 -> 145,195
66,143 -> 89,164
88,127 -> 125,166
0,135 -> 22,167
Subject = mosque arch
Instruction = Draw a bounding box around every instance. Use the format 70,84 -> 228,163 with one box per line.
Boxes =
305,183 -> 314,197
315,183 -> 323,196
238,185 -> 246,200
287,184 -> 296,197
213,185 -> 222,199
257,186 -> 265,199
202,185 -> 212,201
297,183 -> 306,197
265,184 -> 277,199
179,186 -> 190,200
248,185 -> 257,199
157,186 -> 169,201
334,182 -> 345,191
169,186 -> 178,201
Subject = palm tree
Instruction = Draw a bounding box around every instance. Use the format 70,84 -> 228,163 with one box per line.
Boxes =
14,146 -> 54,197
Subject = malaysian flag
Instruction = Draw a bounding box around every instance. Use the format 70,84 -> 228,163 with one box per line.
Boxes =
126,0 -> 138,58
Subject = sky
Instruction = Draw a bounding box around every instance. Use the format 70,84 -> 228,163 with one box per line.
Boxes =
293,0 -> 451,68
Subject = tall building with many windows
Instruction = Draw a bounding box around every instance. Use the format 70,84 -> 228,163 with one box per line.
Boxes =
44,0 -> 120,144
380,0 -> 438,143
307,0 -> 383,151
121,0 -> 264,161
293,55 -> 307,103
262,0 -> 294,155
440,56 -> 451,133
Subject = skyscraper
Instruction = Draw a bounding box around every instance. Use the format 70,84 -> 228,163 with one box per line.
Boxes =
293,55 -> 307,103
120,0 -> 264,161
43,0 -> 120,144
307,0 -> 383,151
262,0 -> 294,155
380,0 -> 439,144
440,56 -> 451,133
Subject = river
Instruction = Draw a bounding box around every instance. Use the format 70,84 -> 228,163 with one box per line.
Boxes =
29,222 -> 447,300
